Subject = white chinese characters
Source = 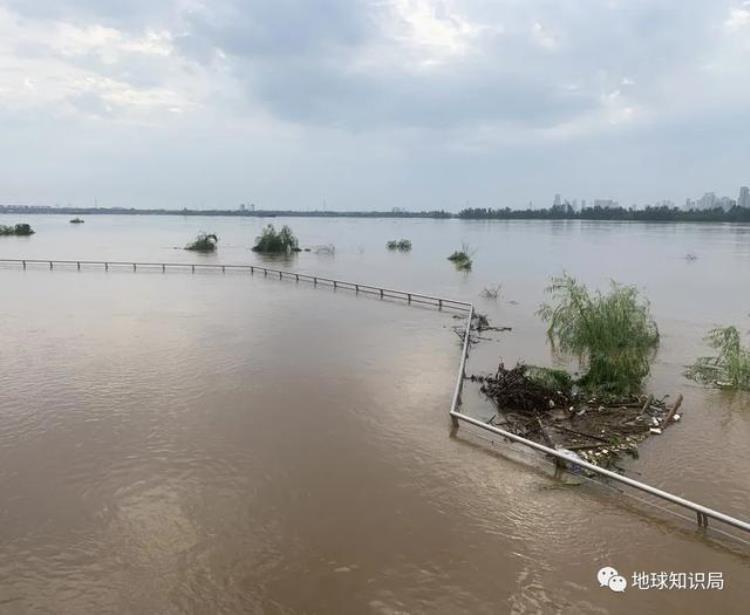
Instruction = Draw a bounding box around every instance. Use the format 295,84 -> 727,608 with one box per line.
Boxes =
598,566 -> 724,593
631,571 -> 724,591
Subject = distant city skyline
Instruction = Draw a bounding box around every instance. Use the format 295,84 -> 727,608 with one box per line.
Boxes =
4,182 -> 750,213
539,184 -> 749,212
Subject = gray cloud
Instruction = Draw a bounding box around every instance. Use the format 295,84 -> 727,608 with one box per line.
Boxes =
245,60 -> 594,130
3,0 -> 173,28
175,1 -> 594,130
0,0 -> 748,209
182,0 -> 373,58
173,0 -> 735,132
67,91 -> 114,118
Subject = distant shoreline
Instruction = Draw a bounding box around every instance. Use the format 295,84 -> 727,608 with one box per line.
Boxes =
1,205 -> 750,223
0,206 -> 452,220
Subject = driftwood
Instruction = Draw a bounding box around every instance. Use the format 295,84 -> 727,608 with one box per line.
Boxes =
535,417 -> 555,447
662,394 -> 684,429
453,312 -> 512,343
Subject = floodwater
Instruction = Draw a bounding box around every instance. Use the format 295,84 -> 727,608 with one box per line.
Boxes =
0,214 -> 749,614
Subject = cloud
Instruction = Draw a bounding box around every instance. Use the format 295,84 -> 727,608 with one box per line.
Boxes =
2,0 -> 179,29
0,5 -> 206,121
176,1 -> 598,131
0,0 -> 748,209
531,21 -> 558,50
387,0 -> 484,63
725,2 -> 750,30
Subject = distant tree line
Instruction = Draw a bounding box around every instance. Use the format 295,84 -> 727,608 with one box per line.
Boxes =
458,204 -> 750,222
4,203 -> 750,222
0,205 -> 453,219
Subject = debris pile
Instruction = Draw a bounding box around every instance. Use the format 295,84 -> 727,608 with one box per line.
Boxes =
474,364 -> 570,412
471,363 -> 683,469
453,312 -> 511,343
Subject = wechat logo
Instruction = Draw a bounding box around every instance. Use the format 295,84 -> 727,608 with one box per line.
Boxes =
598,566 -> 628,593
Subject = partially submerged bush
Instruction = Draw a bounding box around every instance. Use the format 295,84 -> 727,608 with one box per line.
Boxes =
252,224 -> 300,253
314,243 -> 335,255
185,232 -> 218,252
0,223 -> 34,236
685,326 -> 750,390
526,365 -> 574,395
386,239 -> 412,251
538,274 -> 659,394
70,218 -> 84,224
448,242 -> 473,271
480,284 -> 502,299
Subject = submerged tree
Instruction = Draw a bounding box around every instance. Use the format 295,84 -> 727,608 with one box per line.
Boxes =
685,326 -> 750,390
185,232 -> 219,252
386,239 -> 412,251
0,223 -> 34,236
14,223 -> 34,235
480,283 -> 502,299
447,242 -> 473,271
538,274 -> 659,394
252,224 -> 300,253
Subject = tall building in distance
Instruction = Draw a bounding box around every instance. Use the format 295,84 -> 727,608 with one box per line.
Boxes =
697,192 -> 717,210
553,193 -> 562,206
738,186 -> 750,208
717,196 -> 735,210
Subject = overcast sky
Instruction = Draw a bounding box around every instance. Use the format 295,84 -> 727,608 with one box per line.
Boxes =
1,0 -> 749,210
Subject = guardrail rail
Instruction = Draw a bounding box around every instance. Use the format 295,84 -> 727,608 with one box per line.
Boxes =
0,258 -> 471,312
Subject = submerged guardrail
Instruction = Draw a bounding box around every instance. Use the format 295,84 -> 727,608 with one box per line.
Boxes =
3,256 -> 749,540
0,258 -> 471,312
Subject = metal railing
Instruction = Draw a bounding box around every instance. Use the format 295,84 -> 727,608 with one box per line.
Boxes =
3,256 -> 749,538
450,304 -> 474,424
0,258 -> 471,312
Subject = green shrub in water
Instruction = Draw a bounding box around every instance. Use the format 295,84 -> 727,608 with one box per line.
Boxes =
447,242 -> 473,270
0,223 -> 34,236
252,224 -> 300,253
386,239 -> 412,251
185,232 -> 219,252
685,326 -> 750,390
526,366 -> 574,395
538,274 -> 659,395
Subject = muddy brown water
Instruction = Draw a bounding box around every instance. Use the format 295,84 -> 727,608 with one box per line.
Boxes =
0,215 -> 749,613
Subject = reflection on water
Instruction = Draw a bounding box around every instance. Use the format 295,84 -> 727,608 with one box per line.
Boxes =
0,215 -> 749,613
